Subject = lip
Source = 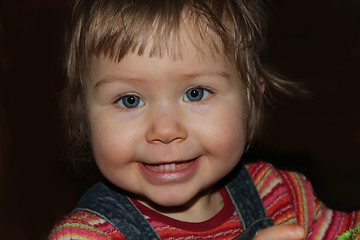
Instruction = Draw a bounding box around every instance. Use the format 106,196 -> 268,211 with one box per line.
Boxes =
137,157 -> 201,184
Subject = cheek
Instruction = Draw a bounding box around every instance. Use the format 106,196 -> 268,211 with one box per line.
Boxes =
214,114 -> 245,159
91,124 -> 119,168
195,103 -> 246,158
89,115 -> 138,169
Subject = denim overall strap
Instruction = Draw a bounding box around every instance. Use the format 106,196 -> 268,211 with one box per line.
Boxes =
74,181 -> 161,240
226,164 -> 274,240
74,163 -> 271,240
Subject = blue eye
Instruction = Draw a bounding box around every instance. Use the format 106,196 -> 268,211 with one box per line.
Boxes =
183,87 -> 211,102
116,95 -> 144,109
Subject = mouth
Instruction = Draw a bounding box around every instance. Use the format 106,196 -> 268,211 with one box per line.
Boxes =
142,159 -> 197,174
138,157 -> 200,183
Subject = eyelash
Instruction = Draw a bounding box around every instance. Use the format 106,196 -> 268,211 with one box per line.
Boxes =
113,93 -> 145,109
183,86 -> 215,102
113,86 -> 215,109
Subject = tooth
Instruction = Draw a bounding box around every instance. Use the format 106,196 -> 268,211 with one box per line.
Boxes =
170,163 -> 176,170
164,164 -> 170,172
159,165 -> 165,172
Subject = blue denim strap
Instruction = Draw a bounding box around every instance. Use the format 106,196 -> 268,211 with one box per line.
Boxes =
75,181 -> 161,240
226,164 -> 274,240
75,163 -> 273,240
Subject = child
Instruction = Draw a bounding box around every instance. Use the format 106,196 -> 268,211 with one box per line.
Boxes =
50,0 -> 360,239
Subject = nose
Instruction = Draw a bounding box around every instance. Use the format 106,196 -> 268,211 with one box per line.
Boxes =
145,105 -> 187,144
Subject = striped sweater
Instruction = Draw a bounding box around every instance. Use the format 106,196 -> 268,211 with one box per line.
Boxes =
49,162 -> 360,239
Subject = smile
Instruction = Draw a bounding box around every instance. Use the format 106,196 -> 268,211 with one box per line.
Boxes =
143,159 -> 196,173
138,157 -> 201,183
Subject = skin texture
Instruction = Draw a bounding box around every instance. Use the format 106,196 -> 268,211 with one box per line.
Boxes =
254,225 -> 306,240
85,31 -> 247,222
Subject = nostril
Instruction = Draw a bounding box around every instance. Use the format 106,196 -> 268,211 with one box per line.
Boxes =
145,119 -> 188,144
150,136 -> 185,144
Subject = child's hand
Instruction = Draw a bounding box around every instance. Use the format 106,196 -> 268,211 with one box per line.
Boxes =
254,225 -> 305,240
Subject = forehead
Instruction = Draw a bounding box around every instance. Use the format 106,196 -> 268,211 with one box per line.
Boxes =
138,19 -> 226,61
89,30 -> 235,85
86,21 -> 243,96
88,16 -> 234,75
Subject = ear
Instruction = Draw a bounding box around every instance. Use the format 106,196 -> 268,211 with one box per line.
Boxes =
260,77 -> 265,93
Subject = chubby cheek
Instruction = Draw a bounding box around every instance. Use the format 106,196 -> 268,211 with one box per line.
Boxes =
89,114 -> 137,176
196,103 -> 246,169
89,120 -> 148,196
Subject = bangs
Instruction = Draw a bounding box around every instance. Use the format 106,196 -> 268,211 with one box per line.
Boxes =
74,0 -> 232,63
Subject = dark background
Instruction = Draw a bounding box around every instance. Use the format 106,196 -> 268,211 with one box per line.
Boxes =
0,0 -> 359,239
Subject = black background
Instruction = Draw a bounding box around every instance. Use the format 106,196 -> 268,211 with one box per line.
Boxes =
0,0 -> 359,239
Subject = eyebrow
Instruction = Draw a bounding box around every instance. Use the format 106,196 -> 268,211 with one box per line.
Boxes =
181,70 -> 231,82
94,70 -> 231,89
94,76 -> 146,89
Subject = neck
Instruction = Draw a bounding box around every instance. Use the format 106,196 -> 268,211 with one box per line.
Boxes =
137,187 -> 224,222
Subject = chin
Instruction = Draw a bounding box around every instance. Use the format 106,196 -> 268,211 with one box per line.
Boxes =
141,190 -> 198,209
151,195 -> 192,208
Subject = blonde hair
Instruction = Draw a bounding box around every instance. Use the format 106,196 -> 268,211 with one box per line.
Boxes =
63,0 -> 292,163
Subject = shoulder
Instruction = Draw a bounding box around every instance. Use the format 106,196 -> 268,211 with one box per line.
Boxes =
245,161 -> 317,226
49,210 -> 126,240
245,161 -> 313,197
245,161 -> 360,239
245,161 -> 312,194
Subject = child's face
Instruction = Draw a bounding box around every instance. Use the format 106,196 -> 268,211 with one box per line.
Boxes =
86,34 -> 247,208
